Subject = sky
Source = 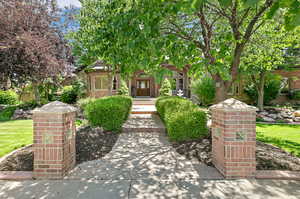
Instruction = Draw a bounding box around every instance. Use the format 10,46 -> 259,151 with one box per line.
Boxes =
57,0 -> 81,8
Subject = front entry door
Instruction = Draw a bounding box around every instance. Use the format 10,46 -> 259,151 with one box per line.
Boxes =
136,80 -> 150,96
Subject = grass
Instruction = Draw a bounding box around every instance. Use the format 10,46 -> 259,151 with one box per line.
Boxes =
0,120 -> 33,158
256,123 -> 300,157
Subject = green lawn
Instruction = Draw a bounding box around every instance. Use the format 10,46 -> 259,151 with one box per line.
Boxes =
256,124 -> 300,157
0,120 -> 33,157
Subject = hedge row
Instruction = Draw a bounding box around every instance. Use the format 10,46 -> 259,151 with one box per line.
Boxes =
84,95 -> 132,132
156,96 -> 208,141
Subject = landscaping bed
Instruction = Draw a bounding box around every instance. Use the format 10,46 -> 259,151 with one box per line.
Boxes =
172,137 -> 300,171
257,107 -> 300,123
0,126 -> 119,171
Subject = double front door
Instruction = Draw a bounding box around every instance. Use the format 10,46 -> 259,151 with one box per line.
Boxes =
136,80 -> 150,96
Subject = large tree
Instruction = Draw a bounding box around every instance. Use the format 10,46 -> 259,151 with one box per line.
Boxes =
242,23 -> 300,110
72,0 -> 299,101
0,0 -> 72,102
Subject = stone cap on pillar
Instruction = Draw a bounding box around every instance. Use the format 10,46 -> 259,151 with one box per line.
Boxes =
33,101 -> 77,114
209,98 -> 257,112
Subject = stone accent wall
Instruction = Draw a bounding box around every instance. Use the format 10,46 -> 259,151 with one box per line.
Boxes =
210,98 -> 257,179
33,101 -> 77,179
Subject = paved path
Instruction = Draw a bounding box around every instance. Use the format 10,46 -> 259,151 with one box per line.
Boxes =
1,114 -> 300,198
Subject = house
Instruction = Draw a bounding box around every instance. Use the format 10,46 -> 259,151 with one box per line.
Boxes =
79,60 -> 300,105
80,61 -> 191,98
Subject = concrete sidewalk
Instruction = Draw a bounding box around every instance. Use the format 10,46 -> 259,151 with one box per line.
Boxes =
1,115 -> 299,199
1,178 -> 300,199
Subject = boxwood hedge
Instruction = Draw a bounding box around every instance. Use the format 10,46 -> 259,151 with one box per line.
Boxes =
84,95 -> 132,132
156,96 -> 208,141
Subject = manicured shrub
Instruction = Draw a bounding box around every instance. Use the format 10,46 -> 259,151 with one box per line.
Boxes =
244,74 -> 282,105
191,76 -> 216,106
166,110 -> 208,141
0,106 -> 17,121
77,97 -> 96,110
156,96 -> 208,141
289,90 -> 300,100
60,86 -> 78,104
0,90 -> 18,105
159,79 -> 172,96
84,95 -> 132,131
118,80 -> 129,96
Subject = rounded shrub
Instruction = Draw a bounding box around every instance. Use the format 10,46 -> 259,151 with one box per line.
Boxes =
156,96 -> 208,141
191,76 -> 216,106
84,95 -> 132,131
159,79 -> 172,96
60,86 -> 78,104
0,90 -> 18,105
166,110 -> 208,141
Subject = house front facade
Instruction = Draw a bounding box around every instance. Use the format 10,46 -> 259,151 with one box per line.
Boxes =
78,61 -> 300,105
80,61 -> 190,98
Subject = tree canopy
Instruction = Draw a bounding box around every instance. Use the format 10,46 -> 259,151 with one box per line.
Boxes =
71,0 -> 300,101
0,0 -> 72,87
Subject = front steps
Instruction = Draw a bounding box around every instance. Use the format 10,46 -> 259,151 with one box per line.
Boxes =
123,98 -> 165,133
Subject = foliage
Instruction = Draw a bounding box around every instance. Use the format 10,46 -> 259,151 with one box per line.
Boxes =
191,77 -> 216,106
0,106 -> 17,121
60,79 -> 87,104
18,100 -> 39,110
0,0 -> 72,86
84,96 -> 132,131
71,0 -> 299,101
241,23 -> 300,110
0,90 -> 18,105
257,123 -> 300,157
60,86 -> 78,104
0,120 -> 33,157
289,90 -> 300,100
244,74 -> 282,105
118,80 -> 129,96
156,96 -> 208,141
159,79 -> 172,97
77,97 -> 96,110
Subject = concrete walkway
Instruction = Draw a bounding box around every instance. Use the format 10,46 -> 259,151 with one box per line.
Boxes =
1,131 -> 300,198
1,113 -> 300,198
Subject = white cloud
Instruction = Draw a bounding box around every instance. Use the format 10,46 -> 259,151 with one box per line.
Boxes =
57,0 -> 81,8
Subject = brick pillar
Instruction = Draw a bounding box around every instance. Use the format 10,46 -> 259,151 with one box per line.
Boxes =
33,101 -> 77,179
210,98 -> 257,179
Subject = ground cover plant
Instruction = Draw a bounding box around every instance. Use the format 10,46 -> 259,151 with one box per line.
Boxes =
256,123 -> 300,157
0,106 -> 17,121
0,120 -> 33,157
84,95 -> 132,132
156,96 -> 208,141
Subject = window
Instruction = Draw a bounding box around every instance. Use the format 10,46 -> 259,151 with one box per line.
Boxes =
94,76 -> 109,90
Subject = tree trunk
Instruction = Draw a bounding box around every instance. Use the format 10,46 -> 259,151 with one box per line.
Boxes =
257,72 -> 266,111
215,80 -> 229,103
33,82 -> 41,105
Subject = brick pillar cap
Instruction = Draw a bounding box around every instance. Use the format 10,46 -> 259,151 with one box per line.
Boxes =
209,98 -> 257,112
33,101 -> 77,114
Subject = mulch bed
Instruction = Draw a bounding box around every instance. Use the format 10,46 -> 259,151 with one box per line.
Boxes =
172,137 -> 300,171
1,127 -> 300,171
0,126 -> 118,171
